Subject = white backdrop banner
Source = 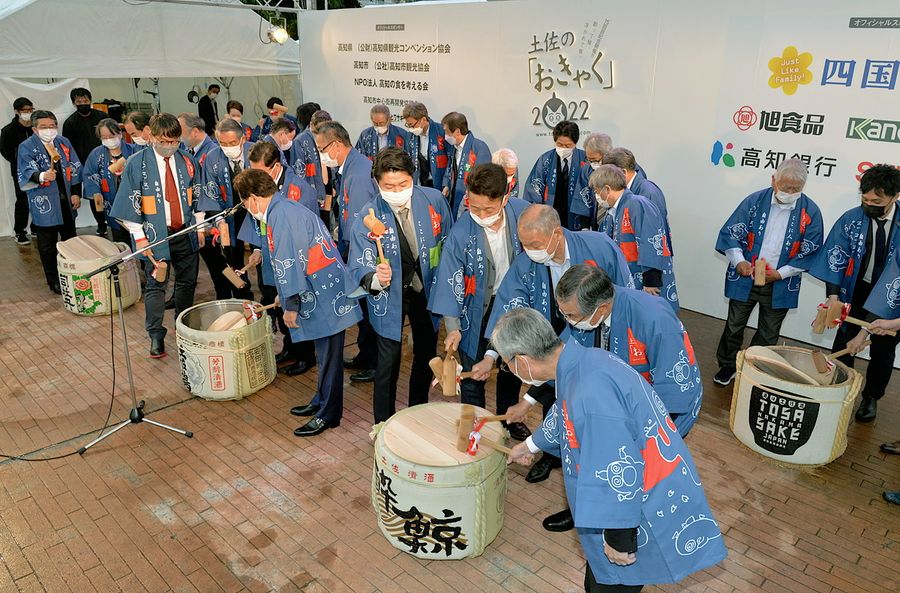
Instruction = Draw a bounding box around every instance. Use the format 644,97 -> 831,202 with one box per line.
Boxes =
0,78 -> 89,237
299,0 -> 900,351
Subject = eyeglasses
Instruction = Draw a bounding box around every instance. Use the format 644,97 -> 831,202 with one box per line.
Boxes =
498,354 -> 521,373
317,140 -> 335,153
155,139 -> 180,147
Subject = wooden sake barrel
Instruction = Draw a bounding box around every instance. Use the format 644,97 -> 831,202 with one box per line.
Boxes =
371,402 -> 507,560
175,299 -> 276,401
730,345 -> 862,466
56,236 -> 140,316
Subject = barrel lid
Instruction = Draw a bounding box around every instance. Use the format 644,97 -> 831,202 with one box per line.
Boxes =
382,402 -> 505,467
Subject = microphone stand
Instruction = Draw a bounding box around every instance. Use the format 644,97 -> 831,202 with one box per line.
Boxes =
77,204 -> 244,455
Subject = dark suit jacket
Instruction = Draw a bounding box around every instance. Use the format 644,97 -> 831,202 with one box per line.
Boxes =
198,95 -> 218,135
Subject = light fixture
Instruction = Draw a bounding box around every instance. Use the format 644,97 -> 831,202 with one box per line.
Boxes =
266,16 -> 289,44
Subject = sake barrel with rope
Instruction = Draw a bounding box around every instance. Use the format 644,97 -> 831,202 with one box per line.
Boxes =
729,345 -> 862,467
175,299 -> 276,400
371,402 -> 507,560
56,236 -> 140,316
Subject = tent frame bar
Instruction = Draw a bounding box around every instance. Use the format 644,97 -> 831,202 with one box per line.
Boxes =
137,0 -> 309,15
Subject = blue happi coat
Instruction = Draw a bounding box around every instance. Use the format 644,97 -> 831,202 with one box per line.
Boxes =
198,144 -> 253,236
504,170 -> 523,200
532,341 -> 726,585
409,118 -> 454,190
191,135 -> 218,169
485,229 -> 634,337
716,188 -> 823,309
607,190 -> 679,312
523,148 -> 591,230
336,148 -> 378,246
261,134 -> 289,166
16,133 -> 82,227
265,192 -> 362,341
355,124 -> 412,161
443,133 -> 492,218
290,129 -> 326,204
109,148 -> 207,261
630,175 -> 673,253
83,142 -> 139,232
804,206 -> 900,304
348,187 -> 453,342
428,198 -> 529,360
565,288 -> 703,435
251,114 -> 298,142
864,240 -> 900,319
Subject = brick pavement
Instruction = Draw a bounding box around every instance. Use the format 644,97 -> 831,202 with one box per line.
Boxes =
0,233 -> 897,592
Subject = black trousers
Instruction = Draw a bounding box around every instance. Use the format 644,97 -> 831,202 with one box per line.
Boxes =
715,283 -> 788,369
35,199 -> 76,287
110,225 -> 131,247
87,195 -> 106,231
306,331 -> 345,425
585,563 -> 643,593
13,185 -> 29,235
199,243 -> 235,300
833,280 -> 900,400
143,233 -> 198,341
339,239 -> 377,369
458,299 -> 522,412
373,288 -> 436,423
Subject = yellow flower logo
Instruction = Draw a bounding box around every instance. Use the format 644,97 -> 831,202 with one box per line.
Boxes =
768,46 -> 814,95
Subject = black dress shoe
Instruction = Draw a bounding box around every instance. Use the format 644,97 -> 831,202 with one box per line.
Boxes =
149,337 -> 166,359
526,454 -> 562,483
855,397 -> 877,422
275,349 -> 297,365
542,508 -> 574,532
350,368 -> 376,383
291,403 -> 320,417
294,417 -> 336,437
343,356 -> 364,370
504,421 -> 532,442
281,360 -> 311,376
49,281 -> 61,295
165,297 -> 176,310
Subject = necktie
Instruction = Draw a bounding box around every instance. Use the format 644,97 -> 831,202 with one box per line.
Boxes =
231,159 -> 242,179
873,218 -> 888,281
164,156 -> 183,229
599,323 -> 610,350
399,206 -> 424,292
561,158 -> 569,184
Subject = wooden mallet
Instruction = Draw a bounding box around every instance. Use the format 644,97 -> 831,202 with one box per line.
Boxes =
455,405 -> 512,456
823,301 -> 897,337
363,208 -> 390,287
145,253 -> 167,283
429,354 -> 498,396
812,341 -> 872,374
223,262 -> 253,289
753,258 -> 767,286
108,157 -> 126,175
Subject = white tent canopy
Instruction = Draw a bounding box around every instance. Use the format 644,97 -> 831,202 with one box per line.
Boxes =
0,0 -> 300,78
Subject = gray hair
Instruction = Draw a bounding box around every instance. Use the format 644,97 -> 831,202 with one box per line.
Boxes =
177,112 -> 205,132
583,133 -> 613,156
556,264 -> 615,315
216,118 -> 244,137
490,308 -> 562,361
519,204 -> 561,236
602,147 -> 637,172
402,101 -> 428,120
589,164 -> 627,192
316,120 -> 352,147
492,148 -> 519,169
774,157 -> 808,185
370,104 -> 390,118
95,118 -> 121,139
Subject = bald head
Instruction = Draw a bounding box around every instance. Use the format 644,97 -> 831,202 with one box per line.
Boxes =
518,204 -> 565,263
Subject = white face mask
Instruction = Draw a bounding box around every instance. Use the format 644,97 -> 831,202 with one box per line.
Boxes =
18,112 -> 32,122
37,129 -> 58,143
595,188 -> 612,209
590,162 -> 601,171
556,147 -> 574,160
374,125 -> 389,135
222,144 -> 243,160
102,137 -> 121,150
506,174 -> 515,184
471,208 -> 503,228
249,196 -> 266,221
131,135 -> 148,146
775,190 -> 801,205
445,135 -> 458,147
524,231 -> 559,265
410,127 -> 424,137
319,151 -> 339,168
570,305 -> 603,331
278,140 -> 292,152
513,357 -> 546,387
381,186 -> 413,207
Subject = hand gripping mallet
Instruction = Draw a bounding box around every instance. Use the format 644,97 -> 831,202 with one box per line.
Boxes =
454,405 -> 512,456
363,208 -> 390,287
813,301 -> 897,337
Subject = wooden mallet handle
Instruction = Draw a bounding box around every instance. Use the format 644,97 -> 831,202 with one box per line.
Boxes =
830,340 -> 872,359
477,414 -> 510,423
364,208 -> 390,287
843,316 -> 897,337
145,253 -> 167,283
478,438 -> 513,455
753,258 -> 767,286
252,302 -> 279,314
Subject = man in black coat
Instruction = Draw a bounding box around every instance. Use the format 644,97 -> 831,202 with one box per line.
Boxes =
0,97 -> 34,244
62,87 -> 107,235
197,84 -> 220,135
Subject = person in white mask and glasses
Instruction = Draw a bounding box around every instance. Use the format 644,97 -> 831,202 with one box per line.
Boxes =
348,147 -> 453,423
354,103 -> 411,162
712,158 -> 824,386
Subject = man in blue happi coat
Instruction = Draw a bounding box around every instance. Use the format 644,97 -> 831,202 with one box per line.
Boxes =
500,308 -> 727,593
315,121 -> 380,382
263,117 -> 297,167
712,158 -> 823,386
522,120 -> 591,231
803,164 -> 900,422
401,101 -> 453,190
251,97 -> 296,142
237,141 -> 318,376
233,169 -> 361,437
16,110 -> 82,293
591,165 -> 679,312
354,103 -> 411,162
110,113 -> 212,358
348,147 -> 453,423
440,111 -> 491,219
535,263 -> 704,533
178,112 -> 217,167
492,148 -> 523,200
428,163 -> 531,441
484,203 -> 633,484
122,111 -> 152,151
603,148 -> 671,252
294,111 -> 329,210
